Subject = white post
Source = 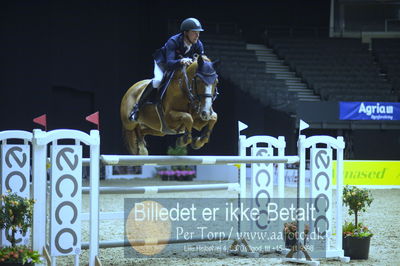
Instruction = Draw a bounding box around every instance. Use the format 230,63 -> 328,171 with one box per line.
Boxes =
336,136 -> 345,254
298,135 -> 306,199
32,129 -> 47,265
297,135 -> 306,259
238,136 -> 246,199
238,121 -> 248,199
89,130 -> 100,266
277,136 -> 285,198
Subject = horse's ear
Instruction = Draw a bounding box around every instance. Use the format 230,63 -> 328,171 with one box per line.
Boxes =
198,55 -> 204,68
212,59 -> 220,69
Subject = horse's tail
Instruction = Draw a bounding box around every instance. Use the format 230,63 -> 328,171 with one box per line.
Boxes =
121,82 -> 149,155
122,126 -> 139,155
123,126 -> 148,155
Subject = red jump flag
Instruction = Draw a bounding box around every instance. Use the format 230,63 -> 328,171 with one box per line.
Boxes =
86,111 -> 100,130
33,114 -> 47,131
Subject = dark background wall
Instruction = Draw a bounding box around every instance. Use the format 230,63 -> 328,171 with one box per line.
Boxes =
5,0 -> 396,159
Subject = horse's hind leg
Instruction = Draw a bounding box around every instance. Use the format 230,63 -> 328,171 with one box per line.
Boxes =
191,112 -> 217,150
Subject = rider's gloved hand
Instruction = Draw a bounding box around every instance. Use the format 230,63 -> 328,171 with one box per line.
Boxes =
180,58 -> 193,66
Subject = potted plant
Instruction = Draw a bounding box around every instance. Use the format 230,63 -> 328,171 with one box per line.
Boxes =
167,145 -> 188,156
155,166 -> 169,181
167,145 -> 196,181
342,185 -> 373,260
0,192 -> 42,265
172,165 -> 196,181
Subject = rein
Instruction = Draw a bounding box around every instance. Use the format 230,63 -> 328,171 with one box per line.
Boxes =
181,65 -> 196,104
180,65 -> 217,113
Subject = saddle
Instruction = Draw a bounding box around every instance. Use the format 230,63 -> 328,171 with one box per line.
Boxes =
145,71 -> 174,105
142,70 -> 177,134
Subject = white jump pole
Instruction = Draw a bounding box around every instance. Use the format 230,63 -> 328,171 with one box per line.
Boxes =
336,137 -> 345,256
100,155 -> 299,166
89,130 -> 100,266
81,183 -> 241,194
32,129 -> 48,266
277,136 -> 286,198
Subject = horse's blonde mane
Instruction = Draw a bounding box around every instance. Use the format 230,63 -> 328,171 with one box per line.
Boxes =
184,55 -> 211,78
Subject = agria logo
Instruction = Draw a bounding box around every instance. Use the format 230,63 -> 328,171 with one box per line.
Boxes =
358,102 -> 394,119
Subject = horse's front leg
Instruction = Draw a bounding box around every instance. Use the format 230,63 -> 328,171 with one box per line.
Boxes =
167,110 -> 194,147
192,111 -> 218,150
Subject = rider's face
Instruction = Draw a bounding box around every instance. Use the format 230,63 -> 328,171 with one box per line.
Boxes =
185,30 -> 200,44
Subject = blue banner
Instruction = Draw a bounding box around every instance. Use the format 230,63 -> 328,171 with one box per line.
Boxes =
339,102 -> 400,120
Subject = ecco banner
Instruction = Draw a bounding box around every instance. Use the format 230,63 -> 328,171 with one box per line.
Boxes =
1,144 -> 30,246
251,147 -> 275,232
50,145 -> 82,256
339,102 -> 400,120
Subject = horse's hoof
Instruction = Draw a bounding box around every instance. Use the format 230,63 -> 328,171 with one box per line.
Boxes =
139,148 -> 148,155
185,136 -> 192,145
191,139 -> 204,150
176,135 -> 192,147
191,143 -> 203,150
139,150 -> 148,155
176,138 -> 185,147
191,143 -> 201,150
138,143 -> 148,155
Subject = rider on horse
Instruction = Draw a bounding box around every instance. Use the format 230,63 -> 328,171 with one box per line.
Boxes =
129,17 -> 205,121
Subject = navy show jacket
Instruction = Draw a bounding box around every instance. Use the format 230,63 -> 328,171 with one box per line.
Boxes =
153,33 -> 204,71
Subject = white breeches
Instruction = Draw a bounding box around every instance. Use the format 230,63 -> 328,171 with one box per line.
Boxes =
152,61 -> 164,88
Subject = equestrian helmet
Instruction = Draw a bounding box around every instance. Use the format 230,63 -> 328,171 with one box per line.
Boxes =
180,18 -> 204,32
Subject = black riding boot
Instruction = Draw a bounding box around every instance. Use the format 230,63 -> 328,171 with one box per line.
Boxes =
129,82 -> 156,121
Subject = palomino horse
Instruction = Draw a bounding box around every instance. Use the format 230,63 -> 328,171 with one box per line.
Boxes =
120,55 -> 218,155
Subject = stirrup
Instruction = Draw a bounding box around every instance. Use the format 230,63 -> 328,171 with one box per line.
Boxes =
129,105 -> 139,121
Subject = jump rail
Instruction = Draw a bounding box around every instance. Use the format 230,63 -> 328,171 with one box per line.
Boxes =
81,235 -> 232,249
100,155 -> 300,165
82,183 -> 241,194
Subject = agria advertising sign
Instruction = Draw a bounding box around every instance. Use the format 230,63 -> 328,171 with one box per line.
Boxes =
339,102 -> 400,120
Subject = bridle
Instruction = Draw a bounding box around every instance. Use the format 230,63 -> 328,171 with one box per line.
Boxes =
192,74 -> 219,101
181,64 -> 219,113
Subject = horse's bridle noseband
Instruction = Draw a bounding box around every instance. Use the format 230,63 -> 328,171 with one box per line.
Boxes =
192,74 -> 218,101
181,65 -> 219,112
